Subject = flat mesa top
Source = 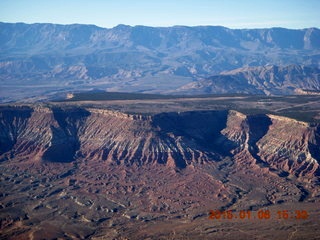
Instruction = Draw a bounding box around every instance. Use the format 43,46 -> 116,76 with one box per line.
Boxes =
35,93 -> 319,123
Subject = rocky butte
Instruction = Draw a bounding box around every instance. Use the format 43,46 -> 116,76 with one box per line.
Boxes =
0,98 -> 319,239
0,103 -> 320,239
0,105 -> 319,177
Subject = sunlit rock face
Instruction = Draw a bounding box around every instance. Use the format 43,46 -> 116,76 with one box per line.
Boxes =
1,106 -> 319,178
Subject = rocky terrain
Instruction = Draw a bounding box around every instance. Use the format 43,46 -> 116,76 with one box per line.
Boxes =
1,23 -> 320,101
1,105 -> 320,178
1,22 -> 320,239
0,100 -> 320,239
178,65 -> 320,95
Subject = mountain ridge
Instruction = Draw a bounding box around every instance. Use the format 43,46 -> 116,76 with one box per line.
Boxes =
1,22 -> 320,101
177,64 -> 320,95
2,22 -> 320,54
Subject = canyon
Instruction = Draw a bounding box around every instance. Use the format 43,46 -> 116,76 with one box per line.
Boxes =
1,105 -> 320,178
0,99 -> 320,239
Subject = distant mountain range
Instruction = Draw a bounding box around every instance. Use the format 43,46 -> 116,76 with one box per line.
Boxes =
1,22 -> 320,101
177,65 -> 320,95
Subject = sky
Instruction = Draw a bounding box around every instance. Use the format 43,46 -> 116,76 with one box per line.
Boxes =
0,0 -> 319,29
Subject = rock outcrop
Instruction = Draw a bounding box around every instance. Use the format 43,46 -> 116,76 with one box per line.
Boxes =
0,105 -> 319,178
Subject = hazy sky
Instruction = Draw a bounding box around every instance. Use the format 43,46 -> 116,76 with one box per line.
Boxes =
0,0 -> 319,29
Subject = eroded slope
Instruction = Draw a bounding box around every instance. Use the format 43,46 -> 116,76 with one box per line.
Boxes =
1,105 -> 320,239
1,105 -> 319,178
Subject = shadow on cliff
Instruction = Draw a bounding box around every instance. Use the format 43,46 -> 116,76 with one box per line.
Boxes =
0,106 -> 33,158
151,110 -> 233,168
247,114 -> 273,168
309,124 -> 320,161
42,107 -> 91,163
308,124 -> 320,176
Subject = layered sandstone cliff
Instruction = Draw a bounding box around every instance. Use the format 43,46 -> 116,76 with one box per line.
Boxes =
0,105 -> 319,179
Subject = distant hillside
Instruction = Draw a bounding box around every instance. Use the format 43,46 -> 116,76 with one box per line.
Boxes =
176,65 -> 320,95
1,22 -> 320,101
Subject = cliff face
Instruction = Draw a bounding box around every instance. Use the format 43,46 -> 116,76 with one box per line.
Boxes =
0,106 -> 33,155
0,106 -> 319,178
220,111 -> 320,177
255,115 -> 320,177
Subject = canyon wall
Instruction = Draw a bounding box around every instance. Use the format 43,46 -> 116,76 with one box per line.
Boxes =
0,106 -> 319,178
